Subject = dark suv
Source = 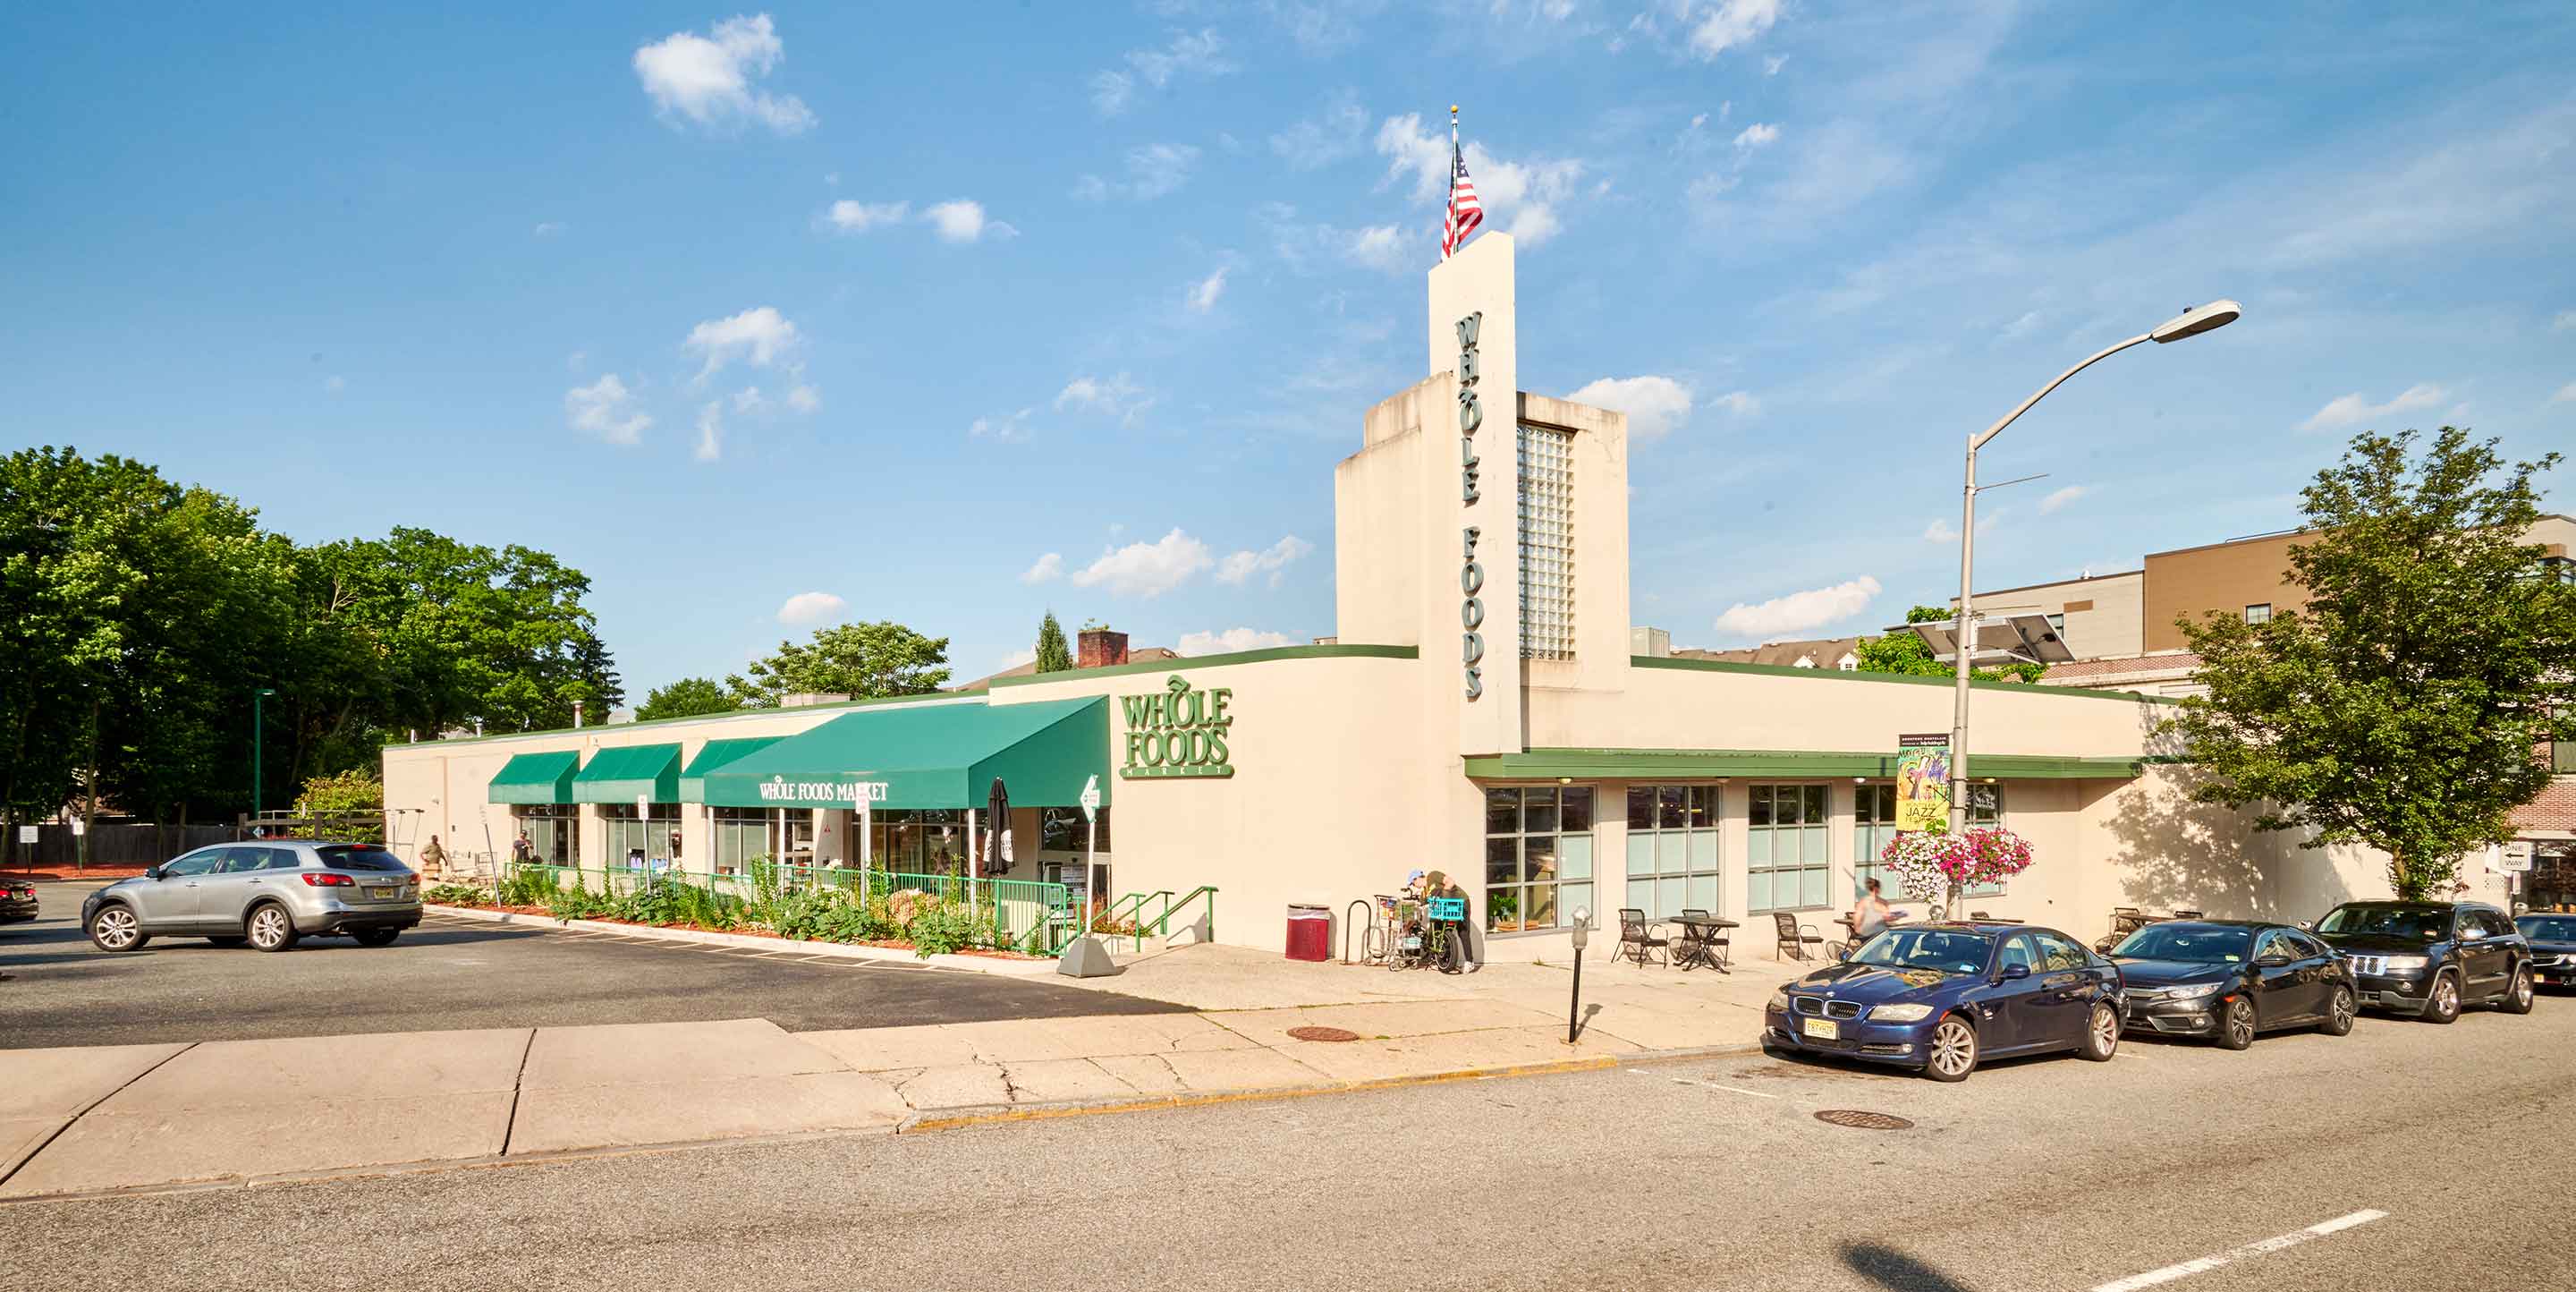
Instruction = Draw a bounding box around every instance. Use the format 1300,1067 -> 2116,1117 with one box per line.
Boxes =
2311,901 -> 2534,1024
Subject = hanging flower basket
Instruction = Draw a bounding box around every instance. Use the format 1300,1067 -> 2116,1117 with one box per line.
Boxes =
1878,825 -> 2036,915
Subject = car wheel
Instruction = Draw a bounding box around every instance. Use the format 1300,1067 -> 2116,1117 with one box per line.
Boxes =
1924,1014 -> 1979,1082
2421,971 -> 2460,1024
87,905 -> 148,953
2216,997 -> 2257,1050
2499,965 -> 2534,1016
2078,1001 -> 2120,1061
207,936 -> 247,948
2319,986 -> 2355,1036
352,928 -> 400,948
245,904 -> 300,952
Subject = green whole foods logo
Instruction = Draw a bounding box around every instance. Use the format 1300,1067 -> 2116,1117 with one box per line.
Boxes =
1120,676 -> 1234,779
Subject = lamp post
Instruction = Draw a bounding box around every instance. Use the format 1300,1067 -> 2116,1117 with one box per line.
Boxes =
1948,301 -> 2241,837
251,688 -> 277,826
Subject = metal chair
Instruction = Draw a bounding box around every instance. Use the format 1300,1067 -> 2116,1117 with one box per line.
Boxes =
1674,908 -> 1729,970
1774,911 -> 1825,962
1614,908 -> 1668,966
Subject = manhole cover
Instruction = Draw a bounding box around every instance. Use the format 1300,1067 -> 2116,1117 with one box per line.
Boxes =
1288,1025 -> 1362,1042
1813,1109 -> 1914,1131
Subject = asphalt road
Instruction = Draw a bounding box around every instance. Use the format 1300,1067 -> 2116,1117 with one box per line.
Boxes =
0,881 -> 1180,1048
4,968 -> 2566,1291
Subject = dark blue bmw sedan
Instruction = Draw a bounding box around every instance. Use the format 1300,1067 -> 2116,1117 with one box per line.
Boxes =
1763,922 -> 2124,1082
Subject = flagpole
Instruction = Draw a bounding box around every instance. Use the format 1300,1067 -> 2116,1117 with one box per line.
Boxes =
1445,104 -> 1460,261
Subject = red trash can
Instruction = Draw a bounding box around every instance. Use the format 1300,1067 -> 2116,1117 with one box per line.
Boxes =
1285,905 -> 1331,961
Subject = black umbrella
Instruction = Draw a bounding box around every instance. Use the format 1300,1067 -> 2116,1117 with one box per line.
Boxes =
985,777 -> 1011,880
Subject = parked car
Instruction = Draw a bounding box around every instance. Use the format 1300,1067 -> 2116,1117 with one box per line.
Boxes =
2109,919 -> 2356,1048
1764,922 -> 2123,1082
82,840 -> 419,953
2310,900 -> 2532,1023
1,879 -> 36,923
2517,914 -> 2576,991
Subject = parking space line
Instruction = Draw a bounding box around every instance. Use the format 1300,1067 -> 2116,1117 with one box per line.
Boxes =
2088,1210 -> 2386,1291
1631,1069 -> 1781,1100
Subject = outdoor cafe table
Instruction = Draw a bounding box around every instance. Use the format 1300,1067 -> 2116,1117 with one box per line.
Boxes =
1674,916 -> 1736,973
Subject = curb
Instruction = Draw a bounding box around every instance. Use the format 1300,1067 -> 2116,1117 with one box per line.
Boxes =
899,1053 -> 1631,1133
421,904 -> 1060,976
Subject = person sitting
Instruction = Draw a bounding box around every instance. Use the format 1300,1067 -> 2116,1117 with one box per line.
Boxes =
1851,878 -> 1896,941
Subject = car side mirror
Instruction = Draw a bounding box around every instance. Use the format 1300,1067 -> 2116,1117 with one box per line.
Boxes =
2294,921 -> 2314,931
144,865 -> 164,880
2257,954 -> 2291,967
1998,963 -> 2030,982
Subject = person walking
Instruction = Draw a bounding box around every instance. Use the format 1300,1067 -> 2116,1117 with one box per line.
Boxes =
419,834 -> 449,880
1850,877 -> 1896,948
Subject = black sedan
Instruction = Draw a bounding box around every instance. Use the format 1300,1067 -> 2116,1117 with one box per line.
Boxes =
1765,922 -> 2123,1082
0,878 -> 36,923
2110,920 -> 2356,1049
2518,914 -> 2576,990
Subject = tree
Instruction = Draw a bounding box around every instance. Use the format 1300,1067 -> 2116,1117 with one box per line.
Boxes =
1852,605 -> 2044,683
1034,611 -> 1072,674
2164,428 -> 2576,898
637,676 -> 735,722
727,621 -> 952,705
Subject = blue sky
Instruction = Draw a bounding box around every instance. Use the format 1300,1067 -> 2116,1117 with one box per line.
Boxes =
5,2 -> 2572,698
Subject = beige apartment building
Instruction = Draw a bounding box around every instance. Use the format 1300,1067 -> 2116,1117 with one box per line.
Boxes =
384,234 -> 2410,956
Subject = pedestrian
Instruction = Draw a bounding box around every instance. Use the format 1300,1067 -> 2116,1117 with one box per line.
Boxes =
512,832 -> 533,865
1851,877 -> 1894,942
419,834 -> 448,880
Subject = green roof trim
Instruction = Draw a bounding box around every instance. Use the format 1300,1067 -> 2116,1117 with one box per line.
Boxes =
487,751 -> 580,804
699,696 -> 1110,811
1630,654 -> 2182,705
988,642 -> 1417,688
678,736 -> 784,802
387,689 -> 970,749
569,743 -> 682,803
1463,747 -> 2146,781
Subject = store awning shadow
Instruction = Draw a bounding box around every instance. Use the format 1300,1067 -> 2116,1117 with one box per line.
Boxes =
1837,1241 -> 1978,1292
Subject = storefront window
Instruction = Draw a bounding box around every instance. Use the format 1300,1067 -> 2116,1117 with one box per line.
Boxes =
709,806 -> 770,873
1748,784 -> 1830,912
512,805 -> 577,866
1485,786 -> 1593,932
1039,806 -> 1110,853
1962,784 -> 2004,897
600,803 -> 679,867
869,809 -> 964,876
1625,784 -> 1720,919
1854,783 -> 1898,900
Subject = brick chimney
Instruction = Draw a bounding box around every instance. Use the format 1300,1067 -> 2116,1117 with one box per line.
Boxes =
1077,626 -> 1130,669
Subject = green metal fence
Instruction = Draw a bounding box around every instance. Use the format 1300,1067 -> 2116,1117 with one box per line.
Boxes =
491,859 -> 1079,955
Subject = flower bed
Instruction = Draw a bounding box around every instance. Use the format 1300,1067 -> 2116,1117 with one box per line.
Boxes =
427,877 -> 1045,959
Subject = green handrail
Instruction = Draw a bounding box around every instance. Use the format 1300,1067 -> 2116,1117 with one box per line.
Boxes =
1148,886 -> 1219,946
1105,889 -> 1172,950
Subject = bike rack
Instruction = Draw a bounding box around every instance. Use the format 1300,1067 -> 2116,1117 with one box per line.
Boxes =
1343,898 -> 1375,965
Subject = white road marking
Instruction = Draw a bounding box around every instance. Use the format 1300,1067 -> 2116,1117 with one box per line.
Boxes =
1631,1069 -> 1782,1100
2089,1210 -> 2387,1291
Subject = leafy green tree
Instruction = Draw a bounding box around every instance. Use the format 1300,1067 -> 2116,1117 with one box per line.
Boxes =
1034,611 -> 1072,674
293,769 -> 385,841
1852,604 -> 2043,683
637,676 -> 735,721
727,621 -> 952,705
2164,428 -> 2576,898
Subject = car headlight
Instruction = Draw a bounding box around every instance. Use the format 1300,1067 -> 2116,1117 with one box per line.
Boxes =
1767,990 -> 1791,1012
2164,982 -> 2224,1001
1871,1003 -> 1936,1023
2380,955 -> 2429,972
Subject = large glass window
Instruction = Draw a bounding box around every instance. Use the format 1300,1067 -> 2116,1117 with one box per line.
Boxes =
868,809 -> 965,876
601,803 -> 679,867
1039,806 -> 1110,853
1625,784 -> 1720,919
512,804 -> 577,865
1485,786 -> 1593,932
709,806 -> 770,873
1854,783 -> 1898,900
1962,783 -> 2004,897
1748,784 -> 1831,912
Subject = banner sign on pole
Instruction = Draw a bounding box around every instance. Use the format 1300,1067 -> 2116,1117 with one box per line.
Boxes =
1894,734 -> 1952,834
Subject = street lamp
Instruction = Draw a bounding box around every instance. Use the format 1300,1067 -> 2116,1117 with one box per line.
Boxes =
251,688 -> 277,824
1948,301 -> 2241,837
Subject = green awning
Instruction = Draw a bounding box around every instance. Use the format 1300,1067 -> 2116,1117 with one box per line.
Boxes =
487,751 -> 580,804
699,698 -> 1108,810
679,736 -> 784,802
569,743 -> 682,803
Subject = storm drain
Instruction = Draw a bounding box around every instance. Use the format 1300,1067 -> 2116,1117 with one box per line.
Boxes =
1812,1109 -> 1914,1131
1287,1025 -> 1363,1042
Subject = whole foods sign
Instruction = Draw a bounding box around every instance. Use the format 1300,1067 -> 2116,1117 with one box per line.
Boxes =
1120,676 -> 1233,780
756,776 -> 890,806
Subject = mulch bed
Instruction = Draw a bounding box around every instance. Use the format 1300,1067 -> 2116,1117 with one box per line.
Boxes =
4,865 -> 152,881
428,901 -> 1043,959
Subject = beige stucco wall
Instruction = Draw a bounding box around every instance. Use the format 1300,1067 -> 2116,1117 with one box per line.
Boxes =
1964,569 -> 2144,660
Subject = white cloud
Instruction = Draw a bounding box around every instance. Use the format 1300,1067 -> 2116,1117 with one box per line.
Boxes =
1733,122 -> 1780,150
1764,54 -> 1787,75
1074,143 -> 1201,202
1021,552 -> 1064,584
1177,627 -> 1296,656
824,200 -> 909,233
565,374 -> 650,445
1923,518 -> 1957,543
1216,535 -> 1316,588
1092,28 -> 1232,117
970,407 -> 1035,442
1568,375 -> 1694,440
1344,223 -> 1408,272
924,199 -> 1013,242
775,591 -> 845,625
2555,310 -> 2576,331
1377,114 -> 1589,248
1272,90 -> 1369,169
786,384 -> 820,413
1188,267 -> 1229,312
1713,574 -> 1881,641
1686,0 -> 1783,59
998,647 -> 1038,669
1996,310 -> 2044,343
2038,484 -> 2090,514
1070,528 -> 1214,598
693,401 -> 723,462
731,387 -> 767,413
682,306 -> 801,381
632,13 -> 815,135
1055,373 -> 1154,422
533,221 -> 564,237
322,375 -> 346,394
2298,382 -> 2445,432
2550,381 -> 2576,405
1709,390 -> 1758,415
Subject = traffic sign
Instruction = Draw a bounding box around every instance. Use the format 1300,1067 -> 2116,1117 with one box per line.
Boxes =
1080,774 -> 1101,822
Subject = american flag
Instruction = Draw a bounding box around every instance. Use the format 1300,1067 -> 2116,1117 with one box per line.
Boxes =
1442,137 -> 1483,259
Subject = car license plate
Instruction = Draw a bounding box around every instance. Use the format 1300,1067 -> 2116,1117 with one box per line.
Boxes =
368,887 -> 397,899
1801,1017 -> 1839,1041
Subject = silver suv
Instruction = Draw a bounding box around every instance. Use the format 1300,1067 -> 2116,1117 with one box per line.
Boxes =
83,840 -> 421,953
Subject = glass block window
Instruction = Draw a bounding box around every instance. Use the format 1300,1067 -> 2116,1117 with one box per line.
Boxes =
1624,785 -> 1721,919
1485,786 -> 1594,933
1748,784 -> 1831,912
1516,423 -> 1575,660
